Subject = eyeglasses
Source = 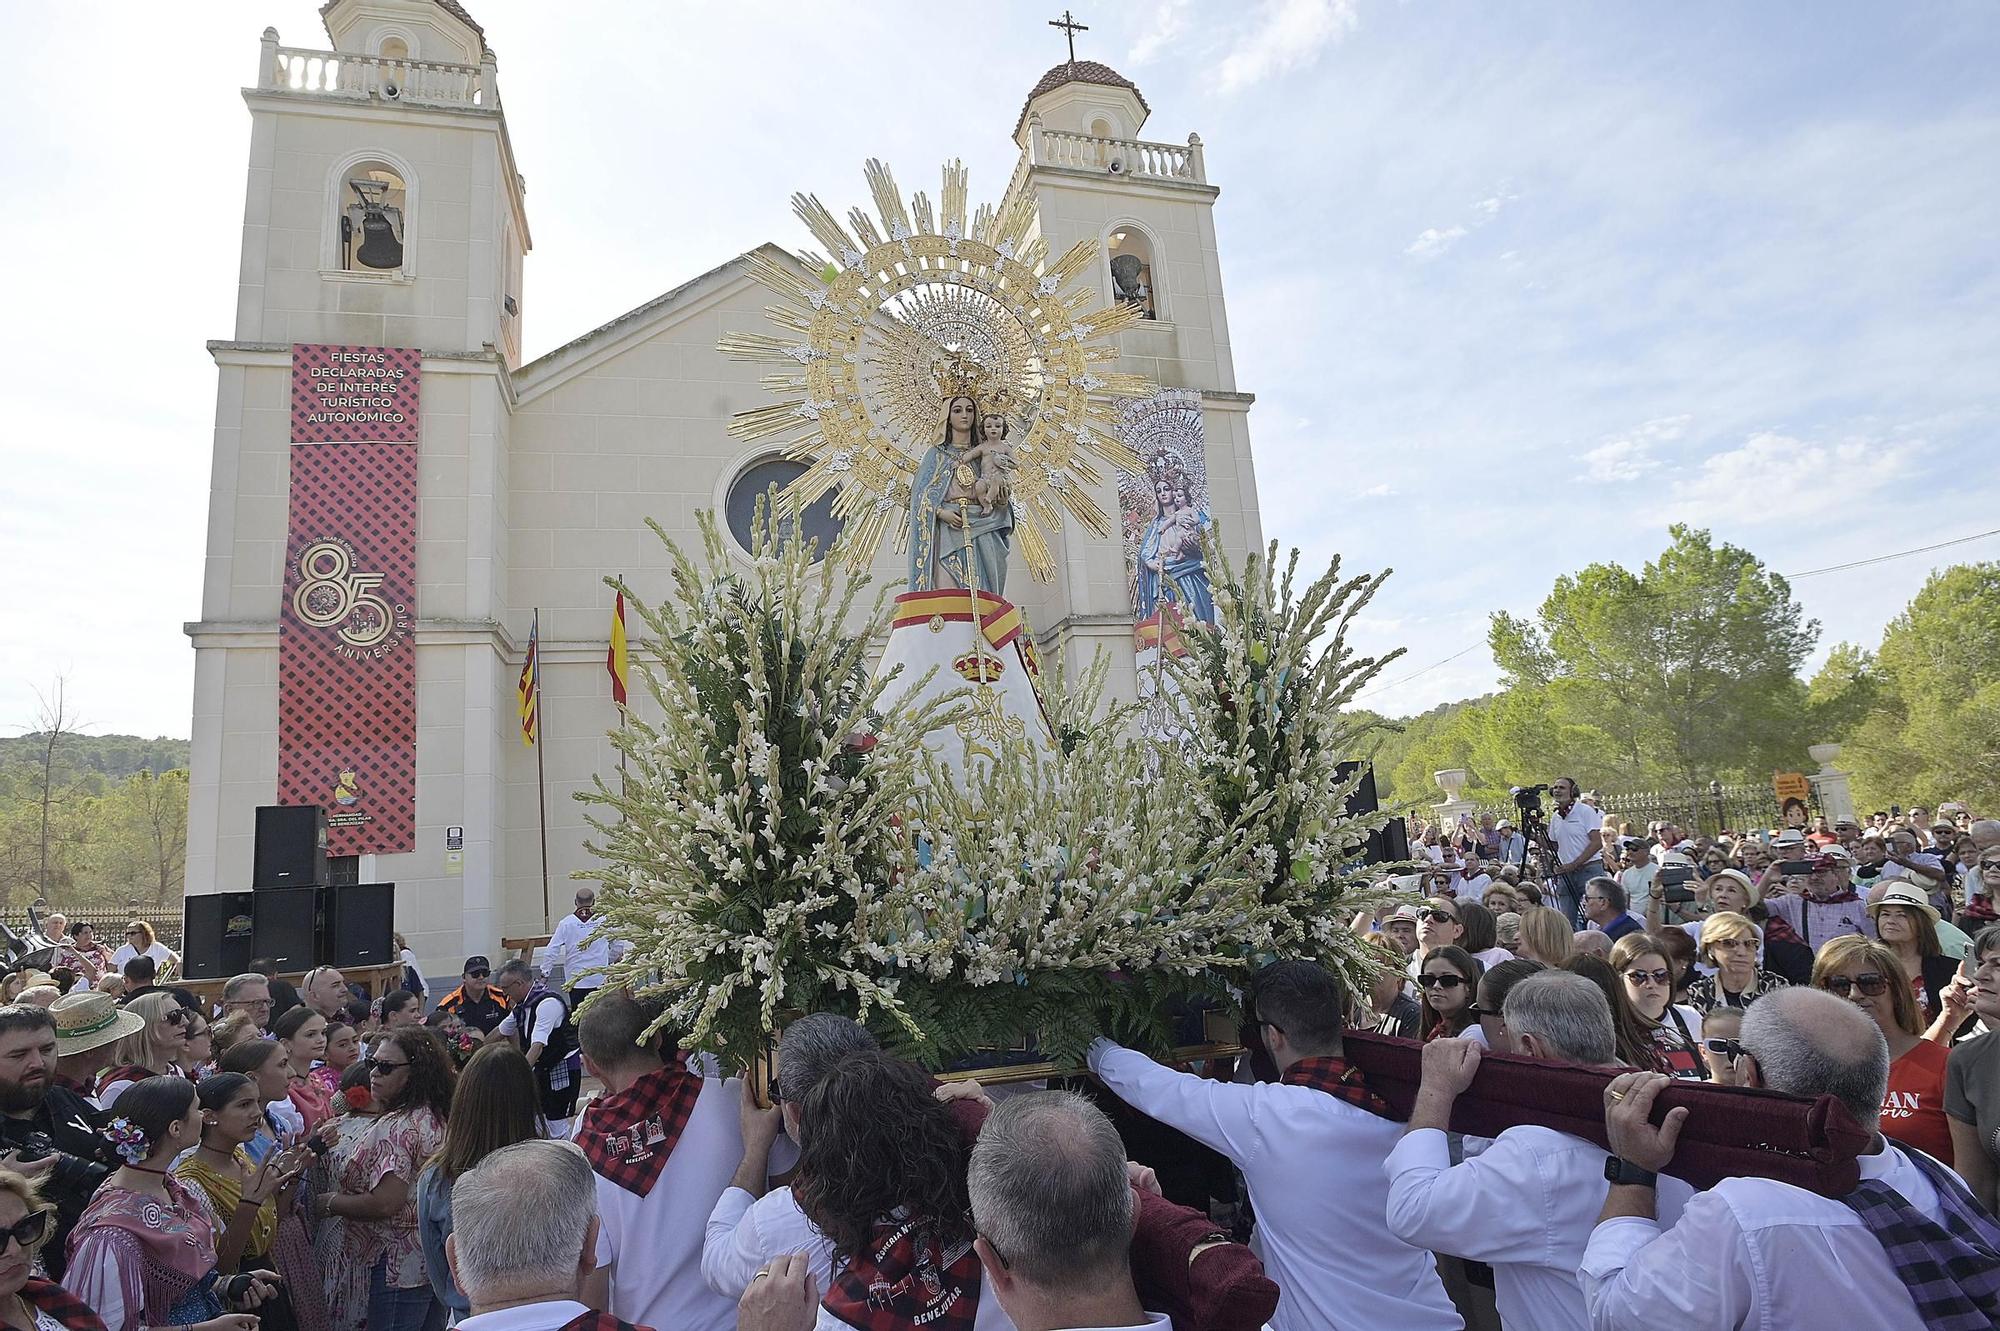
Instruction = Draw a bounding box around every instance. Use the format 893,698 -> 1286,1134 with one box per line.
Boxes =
1979,859 -> 2000,871
161,1009 -> 189,1027
466,970 -> 490,980
0,1209 -> 52,1253
1709,938 -> 1757,951
1702,1037 -> 1744,1060
1820,973 -> 1890,998
366,1058 -> 410,1075
1422,909 -> 1459,925
1623,968 -> 1673,987
1417,974 -> 1468,991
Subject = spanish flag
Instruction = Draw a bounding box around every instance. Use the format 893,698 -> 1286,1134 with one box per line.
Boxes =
517,610 -> 540,746
607,590 -> 629,707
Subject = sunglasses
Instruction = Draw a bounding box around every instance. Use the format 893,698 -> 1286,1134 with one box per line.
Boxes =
366,1058 -> 410,1075
1979,860 -> 2000,871
466,970 -> 490,980
1422,909 -> 1459,925
161,1009 -> 190,1027
0,1209 -> 52,1253
1702,1037 -> 1744,1060
1417,974 -> 1468,991
1623,968 -> 1673,987
1820,973 -> 1890,998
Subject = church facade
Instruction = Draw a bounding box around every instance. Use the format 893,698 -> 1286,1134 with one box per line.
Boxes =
185,0 -> 1264,970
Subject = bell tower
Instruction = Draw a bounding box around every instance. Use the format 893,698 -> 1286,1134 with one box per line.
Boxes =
188,0 -> 529,967
1004,36 -> 1261,700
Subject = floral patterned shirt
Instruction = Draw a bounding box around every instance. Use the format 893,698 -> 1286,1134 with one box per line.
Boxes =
334,1106 -> 444,1291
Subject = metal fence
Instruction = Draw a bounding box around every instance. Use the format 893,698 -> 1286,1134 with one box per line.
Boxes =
5,909 -> 183,953
1401,781 -> 1803,844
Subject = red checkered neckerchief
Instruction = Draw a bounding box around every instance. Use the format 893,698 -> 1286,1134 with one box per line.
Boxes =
573,1059 -> 702,1197
555,1311 -> 653,1331
1280,1055 -> 1394,1118
822,1217 -> 981,1331
20,1278 -> 106,1331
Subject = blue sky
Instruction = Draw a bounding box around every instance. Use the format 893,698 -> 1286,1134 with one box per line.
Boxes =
2,0 -> 1996,736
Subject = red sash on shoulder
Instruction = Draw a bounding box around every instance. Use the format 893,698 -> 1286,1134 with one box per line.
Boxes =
21,1278 -> 107,1331
556,1311 -> 653,1331
822,1218 -> 980,1331
1280,1054 -> 1394,1118
95,1065 -> 156,1097
573,1060 -> 701,1197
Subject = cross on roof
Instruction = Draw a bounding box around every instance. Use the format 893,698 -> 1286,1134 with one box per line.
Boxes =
1049,9 -> 1089,64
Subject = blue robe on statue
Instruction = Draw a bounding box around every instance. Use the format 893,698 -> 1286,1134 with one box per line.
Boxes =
1136,506 -> 1216,624
907,442 -> 1014,597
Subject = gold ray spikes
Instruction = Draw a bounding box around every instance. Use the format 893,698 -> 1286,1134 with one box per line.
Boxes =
791,194 -> 861,267
864,158 -> 913,240
940,160 -> 968,238
723,157 -> 1162,582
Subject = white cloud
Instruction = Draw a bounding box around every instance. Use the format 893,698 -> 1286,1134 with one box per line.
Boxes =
1581,438 -> 1661,483
1218,0 -> 1361,91
1357,482 -> 1397,497
1578,416 -> 1692,482
1127,0 -> 1192,67
1405,225 -> 1468,258
1667,430 -> 1917,523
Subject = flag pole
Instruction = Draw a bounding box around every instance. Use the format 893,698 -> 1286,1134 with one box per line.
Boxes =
616,574 -> 629,794
534,608 -> 552,928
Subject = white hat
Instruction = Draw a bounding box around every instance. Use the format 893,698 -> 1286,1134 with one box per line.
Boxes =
1868,881 -> 1940,924
1659,851 -> 1695,869
1771,829 -> 1807,847
1496,818 -> 1514,829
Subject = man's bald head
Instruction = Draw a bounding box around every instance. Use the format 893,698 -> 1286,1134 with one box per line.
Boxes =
1740,987 -> 1889,1130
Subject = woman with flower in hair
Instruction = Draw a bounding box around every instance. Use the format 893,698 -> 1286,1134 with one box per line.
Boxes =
66,1076 -> 279,1331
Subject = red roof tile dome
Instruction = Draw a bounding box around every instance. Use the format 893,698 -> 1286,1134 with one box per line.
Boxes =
1015,60 -> 1149,135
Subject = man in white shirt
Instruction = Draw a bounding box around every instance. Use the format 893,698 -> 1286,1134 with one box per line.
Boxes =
701,1013 -> 874,1299
573,988 -> 742,1331
491,958 -> 584,1135
967,1092 -> 1167,1331
1544,777 -> 1605,927
545,888 -> 629,1010
1580,987 -> 1989,1329
449,1139 -> 645,1331
1385,971 -> 1692,1331
1088,960 -> 1460,1331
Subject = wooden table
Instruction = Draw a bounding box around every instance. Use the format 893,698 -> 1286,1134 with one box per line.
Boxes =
500,935 -> 551,962
174,963 -> 404,1008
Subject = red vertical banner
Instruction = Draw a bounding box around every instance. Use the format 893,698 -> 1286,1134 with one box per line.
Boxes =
279,345 -> 421,854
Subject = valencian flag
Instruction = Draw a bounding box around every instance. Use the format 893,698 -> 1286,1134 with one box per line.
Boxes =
607,590 -> 629,707
517,610 -> 540,746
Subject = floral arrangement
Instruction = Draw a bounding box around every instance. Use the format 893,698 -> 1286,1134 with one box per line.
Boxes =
101,1117 -> 148,1165
424,1013 -> 482,1069
581,512 -> 1406,1070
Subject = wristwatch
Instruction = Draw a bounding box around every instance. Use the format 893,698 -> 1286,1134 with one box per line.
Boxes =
1604,1156 -> 1658,1188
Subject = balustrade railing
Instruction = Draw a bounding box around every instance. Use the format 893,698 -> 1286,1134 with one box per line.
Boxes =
1028,125 -> 1206,184
260,36 -> 492,109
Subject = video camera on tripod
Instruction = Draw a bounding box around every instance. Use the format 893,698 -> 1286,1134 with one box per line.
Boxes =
1508,784 -> 1552,874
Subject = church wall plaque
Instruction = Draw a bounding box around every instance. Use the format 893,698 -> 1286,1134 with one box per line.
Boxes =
277,344 -> 421,855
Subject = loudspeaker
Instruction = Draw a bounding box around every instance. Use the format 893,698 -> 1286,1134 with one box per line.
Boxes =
1336,761 -> 1408,865
254,805 -> 328,889
323,882 -> 396,968
252,887 -> 320,971
182,892 -> 256,980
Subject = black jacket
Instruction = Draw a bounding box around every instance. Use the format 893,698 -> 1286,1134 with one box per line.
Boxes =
0,1086 -> 114,1280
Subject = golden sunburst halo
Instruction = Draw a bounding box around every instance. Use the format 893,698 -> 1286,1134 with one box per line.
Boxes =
719,158 -> 1154,582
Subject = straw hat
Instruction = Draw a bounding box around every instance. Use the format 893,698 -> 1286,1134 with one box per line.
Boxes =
1867,881 -> 1940,925
50,991 -> 144,1057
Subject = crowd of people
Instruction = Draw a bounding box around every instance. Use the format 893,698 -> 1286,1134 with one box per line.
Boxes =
0,810 -> 1987,1331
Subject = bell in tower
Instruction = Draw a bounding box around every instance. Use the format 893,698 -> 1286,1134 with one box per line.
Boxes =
347,177 -> 405,270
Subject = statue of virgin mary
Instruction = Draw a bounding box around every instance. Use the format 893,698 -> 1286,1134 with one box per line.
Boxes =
906,392 -> 1016,597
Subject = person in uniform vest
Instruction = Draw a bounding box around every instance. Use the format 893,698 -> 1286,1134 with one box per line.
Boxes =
487,960 -> 581,1136
436,958 -> 510,1035
448,1139 -> 655,1331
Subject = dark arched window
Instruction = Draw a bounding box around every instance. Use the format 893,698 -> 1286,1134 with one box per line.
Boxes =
724,458 -> 844,559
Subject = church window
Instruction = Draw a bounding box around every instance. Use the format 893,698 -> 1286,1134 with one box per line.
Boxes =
338,161 -> 407,274
724,458 -> 844,560
1107,226 -> 1158,320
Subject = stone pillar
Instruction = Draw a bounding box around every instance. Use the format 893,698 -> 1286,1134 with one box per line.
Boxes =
1432,768 -> 1477,834
1807,743 -> 1857,825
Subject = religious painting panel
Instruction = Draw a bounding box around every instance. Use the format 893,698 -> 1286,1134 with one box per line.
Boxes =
1116,389 -> 1215,738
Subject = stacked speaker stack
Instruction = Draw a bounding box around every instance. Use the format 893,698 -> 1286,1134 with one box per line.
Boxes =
181,806 -> 396,980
